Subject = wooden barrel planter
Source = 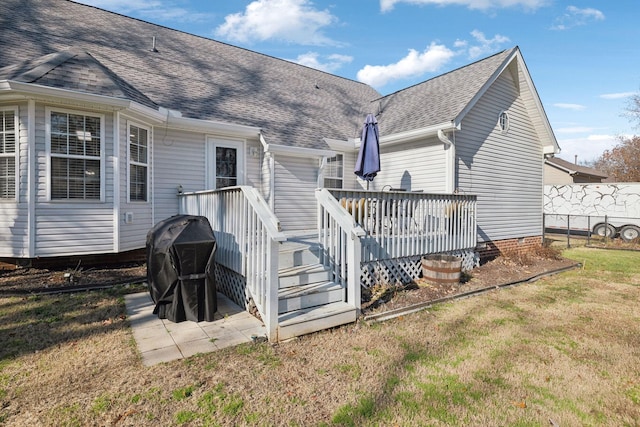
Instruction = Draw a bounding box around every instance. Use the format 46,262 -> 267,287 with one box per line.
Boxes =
421,255 -> 462,285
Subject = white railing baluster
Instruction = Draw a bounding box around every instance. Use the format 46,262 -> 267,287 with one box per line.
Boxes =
179,187 -> 286,341
326,189 -> 477,263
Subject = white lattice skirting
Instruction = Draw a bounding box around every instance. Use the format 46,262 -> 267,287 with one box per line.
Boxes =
361,249 -> 478,288
214,264 -> 247,310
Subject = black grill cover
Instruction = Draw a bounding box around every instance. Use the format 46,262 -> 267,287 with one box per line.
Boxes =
146,215 -> 217,322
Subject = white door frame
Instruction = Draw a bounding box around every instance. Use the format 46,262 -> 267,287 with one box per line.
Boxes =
206,137 -> 245,189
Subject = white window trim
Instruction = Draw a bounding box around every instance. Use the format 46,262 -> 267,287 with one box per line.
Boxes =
206,137 -> 246,190
0,106 -> 19,201
127,121 -> 150,203
323,153 -> 344,189
498,110 -> 510,134
45,106 -> 106,202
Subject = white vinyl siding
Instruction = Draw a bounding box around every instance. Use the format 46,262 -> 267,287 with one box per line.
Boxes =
153,131 -> 262,219
34,105 -> 114,256
368,138 -> 448,193
119,116 -> 153,251
274,154 -> 318,231
153,129 -> 205,222
0,107 -> 18,199
456,65 -> 543,243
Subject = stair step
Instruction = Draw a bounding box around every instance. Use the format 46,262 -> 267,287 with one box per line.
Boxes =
278,263 -> 331,288
278,281 -> 344,313
277,301 -> 356,341
279,243 -> 321,269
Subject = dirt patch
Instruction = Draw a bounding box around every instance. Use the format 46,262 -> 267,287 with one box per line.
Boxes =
0,247 -> 578,318
361,250 -> 578,316
0,263 -> 147,295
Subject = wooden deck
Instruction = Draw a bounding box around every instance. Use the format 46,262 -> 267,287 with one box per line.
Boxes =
179,187 -> 477,342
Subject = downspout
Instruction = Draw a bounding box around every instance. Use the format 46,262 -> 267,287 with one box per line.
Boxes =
260,134 -> 275,210
438,129 -> 456,194
318,156 -> 328,188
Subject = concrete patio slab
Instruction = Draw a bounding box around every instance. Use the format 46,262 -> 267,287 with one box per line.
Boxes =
125,291 -> 267,366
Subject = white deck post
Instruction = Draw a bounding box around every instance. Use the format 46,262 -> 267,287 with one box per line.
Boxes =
347,228 -> 362,313
264,237 -> 280,341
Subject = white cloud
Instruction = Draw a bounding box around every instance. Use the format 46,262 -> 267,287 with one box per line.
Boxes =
551,6 -> 604,30
467,30 -> 510,59
290,52 -> 353,73
556,126 -> 600,134
74,0 -> 211,22
600,92 -> 636,100
556,134 -> 618,163
554,103 -> 586,111
214,0 -> 339,46
380,0 -> 548,13
356,42 -> 455,88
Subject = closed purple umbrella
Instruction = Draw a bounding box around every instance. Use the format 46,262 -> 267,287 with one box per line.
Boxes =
354,113 -> 380,185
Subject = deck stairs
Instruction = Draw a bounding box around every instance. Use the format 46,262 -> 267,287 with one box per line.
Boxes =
276,234 -> 357,341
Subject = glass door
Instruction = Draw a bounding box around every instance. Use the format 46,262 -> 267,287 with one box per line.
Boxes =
206,138 -> 244,189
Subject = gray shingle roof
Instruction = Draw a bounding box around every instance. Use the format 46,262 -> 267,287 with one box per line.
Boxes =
374,48 -> 515,135
0,0 -> 515,150
0,50 -> 158,109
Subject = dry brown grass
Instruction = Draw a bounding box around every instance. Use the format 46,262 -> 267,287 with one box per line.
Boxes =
1,248 -> 639,426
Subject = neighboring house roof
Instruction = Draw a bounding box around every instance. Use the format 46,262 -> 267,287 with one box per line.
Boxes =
545,157 -> 608,180
0,0 -> 558,154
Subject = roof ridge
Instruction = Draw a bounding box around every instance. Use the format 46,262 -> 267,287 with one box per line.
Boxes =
13,49 -> 79,82
374,46 -> 517,103
57,0 -> 375,91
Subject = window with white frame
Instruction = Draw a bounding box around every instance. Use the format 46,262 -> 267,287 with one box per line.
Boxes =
323,154 -> 343,188
0,108 -> 17,200
498,111 -> 510,133
128,123 -> 149,202
49,110 -> 102,200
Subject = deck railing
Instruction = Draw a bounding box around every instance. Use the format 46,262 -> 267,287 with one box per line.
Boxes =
328,189 -> 477,261
315,189 -> 366,311
179,186 -> 286,340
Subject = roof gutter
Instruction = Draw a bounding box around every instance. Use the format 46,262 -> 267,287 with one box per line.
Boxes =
0,79 -> 134,110
0,80 -> 262,137
165,113 -> 261,138
351,121 -> 459,148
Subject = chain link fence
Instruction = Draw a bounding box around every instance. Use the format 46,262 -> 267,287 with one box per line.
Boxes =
543,213 -> 640,248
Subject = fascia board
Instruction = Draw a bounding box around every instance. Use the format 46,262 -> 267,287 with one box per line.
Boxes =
325,138 -> 356,152
453,50 -> 560,155
166,115 -> 261,138
545,159 -> 575,174
0,80 -> 262,137
263,141 -> 335,158
369,121 -> 459,147
1,80 -> 132,109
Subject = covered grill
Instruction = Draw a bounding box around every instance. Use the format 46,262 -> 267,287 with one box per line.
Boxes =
146,215 -> 217,322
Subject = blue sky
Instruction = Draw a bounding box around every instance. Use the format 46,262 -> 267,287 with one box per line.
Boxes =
76,0 -> 640,164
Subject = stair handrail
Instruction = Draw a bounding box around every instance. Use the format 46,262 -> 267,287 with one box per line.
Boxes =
315,189 -> 365,312
179,186 -> 286,341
